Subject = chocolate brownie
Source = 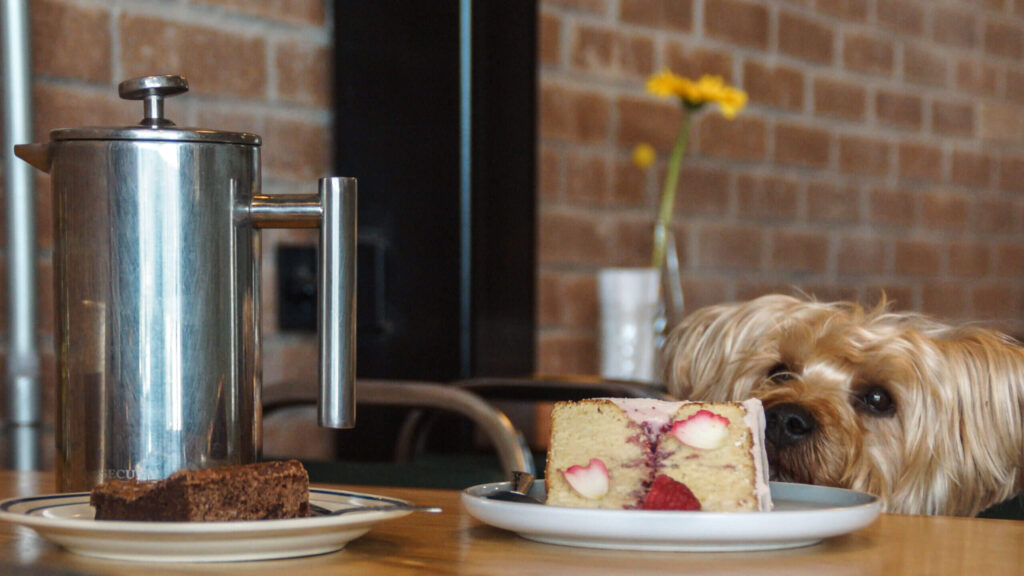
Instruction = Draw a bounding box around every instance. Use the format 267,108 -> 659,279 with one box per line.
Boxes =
90,460 -> 310,521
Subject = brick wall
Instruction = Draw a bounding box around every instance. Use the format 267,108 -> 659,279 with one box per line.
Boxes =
2,0 -> 1024,454
537,0 -> 1024,375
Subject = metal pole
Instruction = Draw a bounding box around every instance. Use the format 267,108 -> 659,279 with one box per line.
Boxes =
1,0 -> 41,470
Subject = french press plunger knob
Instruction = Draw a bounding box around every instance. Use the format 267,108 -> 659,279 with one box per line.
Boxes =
117,74 -> 190,127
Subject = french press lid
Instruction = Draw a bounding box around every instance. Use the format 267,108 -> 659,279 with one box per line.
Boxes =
48,74 -> 261,146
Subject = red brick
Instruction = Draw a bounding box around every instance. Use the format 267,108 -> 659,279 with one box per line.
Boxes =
697,224 -> 764,269
537,333 -> 597,376
843,32 -> 894,76
1000,156 -> 1024,193
275,42 -> 329,108
736,174 -> 800,220
921,285 -> 969,321
540,83 -> 612,144
807,181 -> 860,223
876,91 -> 923,131
538,148 -> 563,201
932,100 -> 975,137
538,211 -> 608,265
972,286 -> 1024,324
663,44 -> 734,79
262,117 -> 329,180
772,230 -> 830,273
893,240 -> 942,277
1007,69 -> 1024,105
120,15 -> 267,100
950,150 -> 993,188
193,0 -> 324,24
694,114 -> 767,162
774,122 -> 831,168
898,142 -> 943,183
704,0 -> 769,50
836,235 -> 886,276
30,0 -> 111,83
815,0 -> 868,21
540,272 -> 598,329
675,165 -> 731,216
866,285 -> 914,311
903,44 -> 947,88
537,272 -> 561,328
838,136 -> 891,177
611,218 -> 659,266
869,187 -> 915,228
813,77 -> 866,120
980,103 -> 1024,144
611,157 -> 651,207
620,0 -> 694,31
994,244 -> 1024,277
876,0 -> 924,37
984,18 -> 1024,60
616,96 -> 681,150
565,152 -> 612,206
948,243 -> 990,279
32,83 -> 128,139
920,191 -> 968,232
743,61 -> 804,112
571,25 -> 655,78
955,59 -> 999,98
975,198 -> 1017,235
932,6 -> 978,48
539,12 -> 562,66
778,11 -> 834,64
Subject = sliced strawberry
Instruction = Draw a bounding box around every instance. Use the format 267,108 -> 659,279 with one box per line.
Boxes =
642,474 -> 701,511
668,409 -> 730,450
561,458 -> 609,499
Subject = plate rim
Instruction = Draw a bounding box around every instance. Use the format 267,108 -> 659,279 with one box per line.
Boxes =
461,480 -> 881,552
0,485 -> 413,534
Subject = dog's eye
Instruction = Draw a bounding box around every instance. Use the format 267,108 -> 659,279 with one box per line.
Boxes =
857,386 -> 895,415
767,363 -> 793,384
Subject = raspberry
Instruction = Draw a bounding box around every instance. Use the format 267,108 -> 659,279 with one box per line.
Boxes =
642,475 -> 701,511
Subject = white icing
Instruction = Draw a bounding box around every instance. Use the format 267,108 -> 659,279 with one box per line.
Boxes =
741,398 -> 773,512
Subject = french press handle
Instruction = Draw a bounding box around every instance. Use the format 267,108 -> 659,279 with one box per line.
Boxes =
251,177 -> 357,428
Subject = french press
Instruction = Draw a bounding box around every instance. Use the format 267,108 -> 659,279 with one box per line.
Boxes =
15,74 -> 356,491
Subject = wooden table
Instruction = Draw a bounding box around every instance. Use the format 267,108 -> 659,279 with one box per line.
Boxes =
1,471 -> 1021,575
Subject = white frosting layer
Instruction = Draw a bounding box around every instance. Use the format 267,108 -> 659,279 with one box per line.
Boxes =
603,397 -> 774,512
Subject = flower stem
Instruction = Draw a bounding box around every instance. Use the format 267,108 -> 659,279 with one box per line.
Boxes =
652,113 -> 691,269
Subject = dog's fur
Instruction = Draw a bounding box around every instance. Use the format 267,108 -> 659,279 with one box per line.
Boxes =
661,294 -> 1024,516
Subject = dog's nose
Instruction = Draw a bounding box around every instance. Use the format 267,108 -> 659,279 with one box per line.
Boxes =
764,403 -> 816,447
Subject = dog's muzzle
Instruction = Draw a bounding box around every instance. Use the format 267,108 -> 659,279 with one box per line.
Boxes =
765,403 -> 816,447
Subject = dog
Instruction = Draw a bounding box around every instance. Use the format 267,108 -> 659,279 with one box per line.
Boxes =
660,294 -> 1024,516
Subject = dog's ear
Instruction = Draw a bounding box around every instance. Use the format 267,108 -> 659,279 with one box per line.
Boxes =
927,327 -> 1024,515
661,302 -> 732,399
661,295 -> 807,400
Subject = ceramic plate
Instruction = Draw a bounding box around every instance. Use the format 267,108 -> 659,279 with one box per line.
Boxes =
462,480 -> 880,552
0,487 -> 415,563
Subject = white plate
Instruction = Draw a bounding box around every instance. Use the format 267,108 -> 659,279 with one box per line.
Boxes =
0,487 -> 414,563
462,480 -> 880,552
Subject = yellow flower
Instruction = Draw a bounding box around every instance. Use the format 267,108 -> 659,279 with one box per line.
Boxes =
632,143 -> 656,168
646,70 -> 748,119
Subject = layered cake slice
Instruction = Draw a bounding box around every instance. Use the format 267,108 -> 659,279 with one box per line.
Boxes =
90,460 -> 310,521
545,399 -> 772,511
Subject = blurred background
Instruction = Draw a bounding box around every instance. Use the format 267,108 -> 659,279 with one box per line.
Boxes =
2,0 -> 1024,470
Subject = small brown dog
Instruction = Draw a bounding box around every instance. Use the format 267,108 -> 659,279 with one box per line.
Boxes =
661,294 -> 1024,516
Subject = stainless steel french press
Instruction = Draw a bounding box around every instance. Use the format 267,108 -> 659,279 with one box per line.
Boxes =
15,74 -> 355,491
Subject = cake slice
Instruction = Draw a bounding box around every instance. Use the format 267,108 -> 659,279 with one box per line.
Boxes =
90,460 -> 310,521
545,398 -> 772,511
